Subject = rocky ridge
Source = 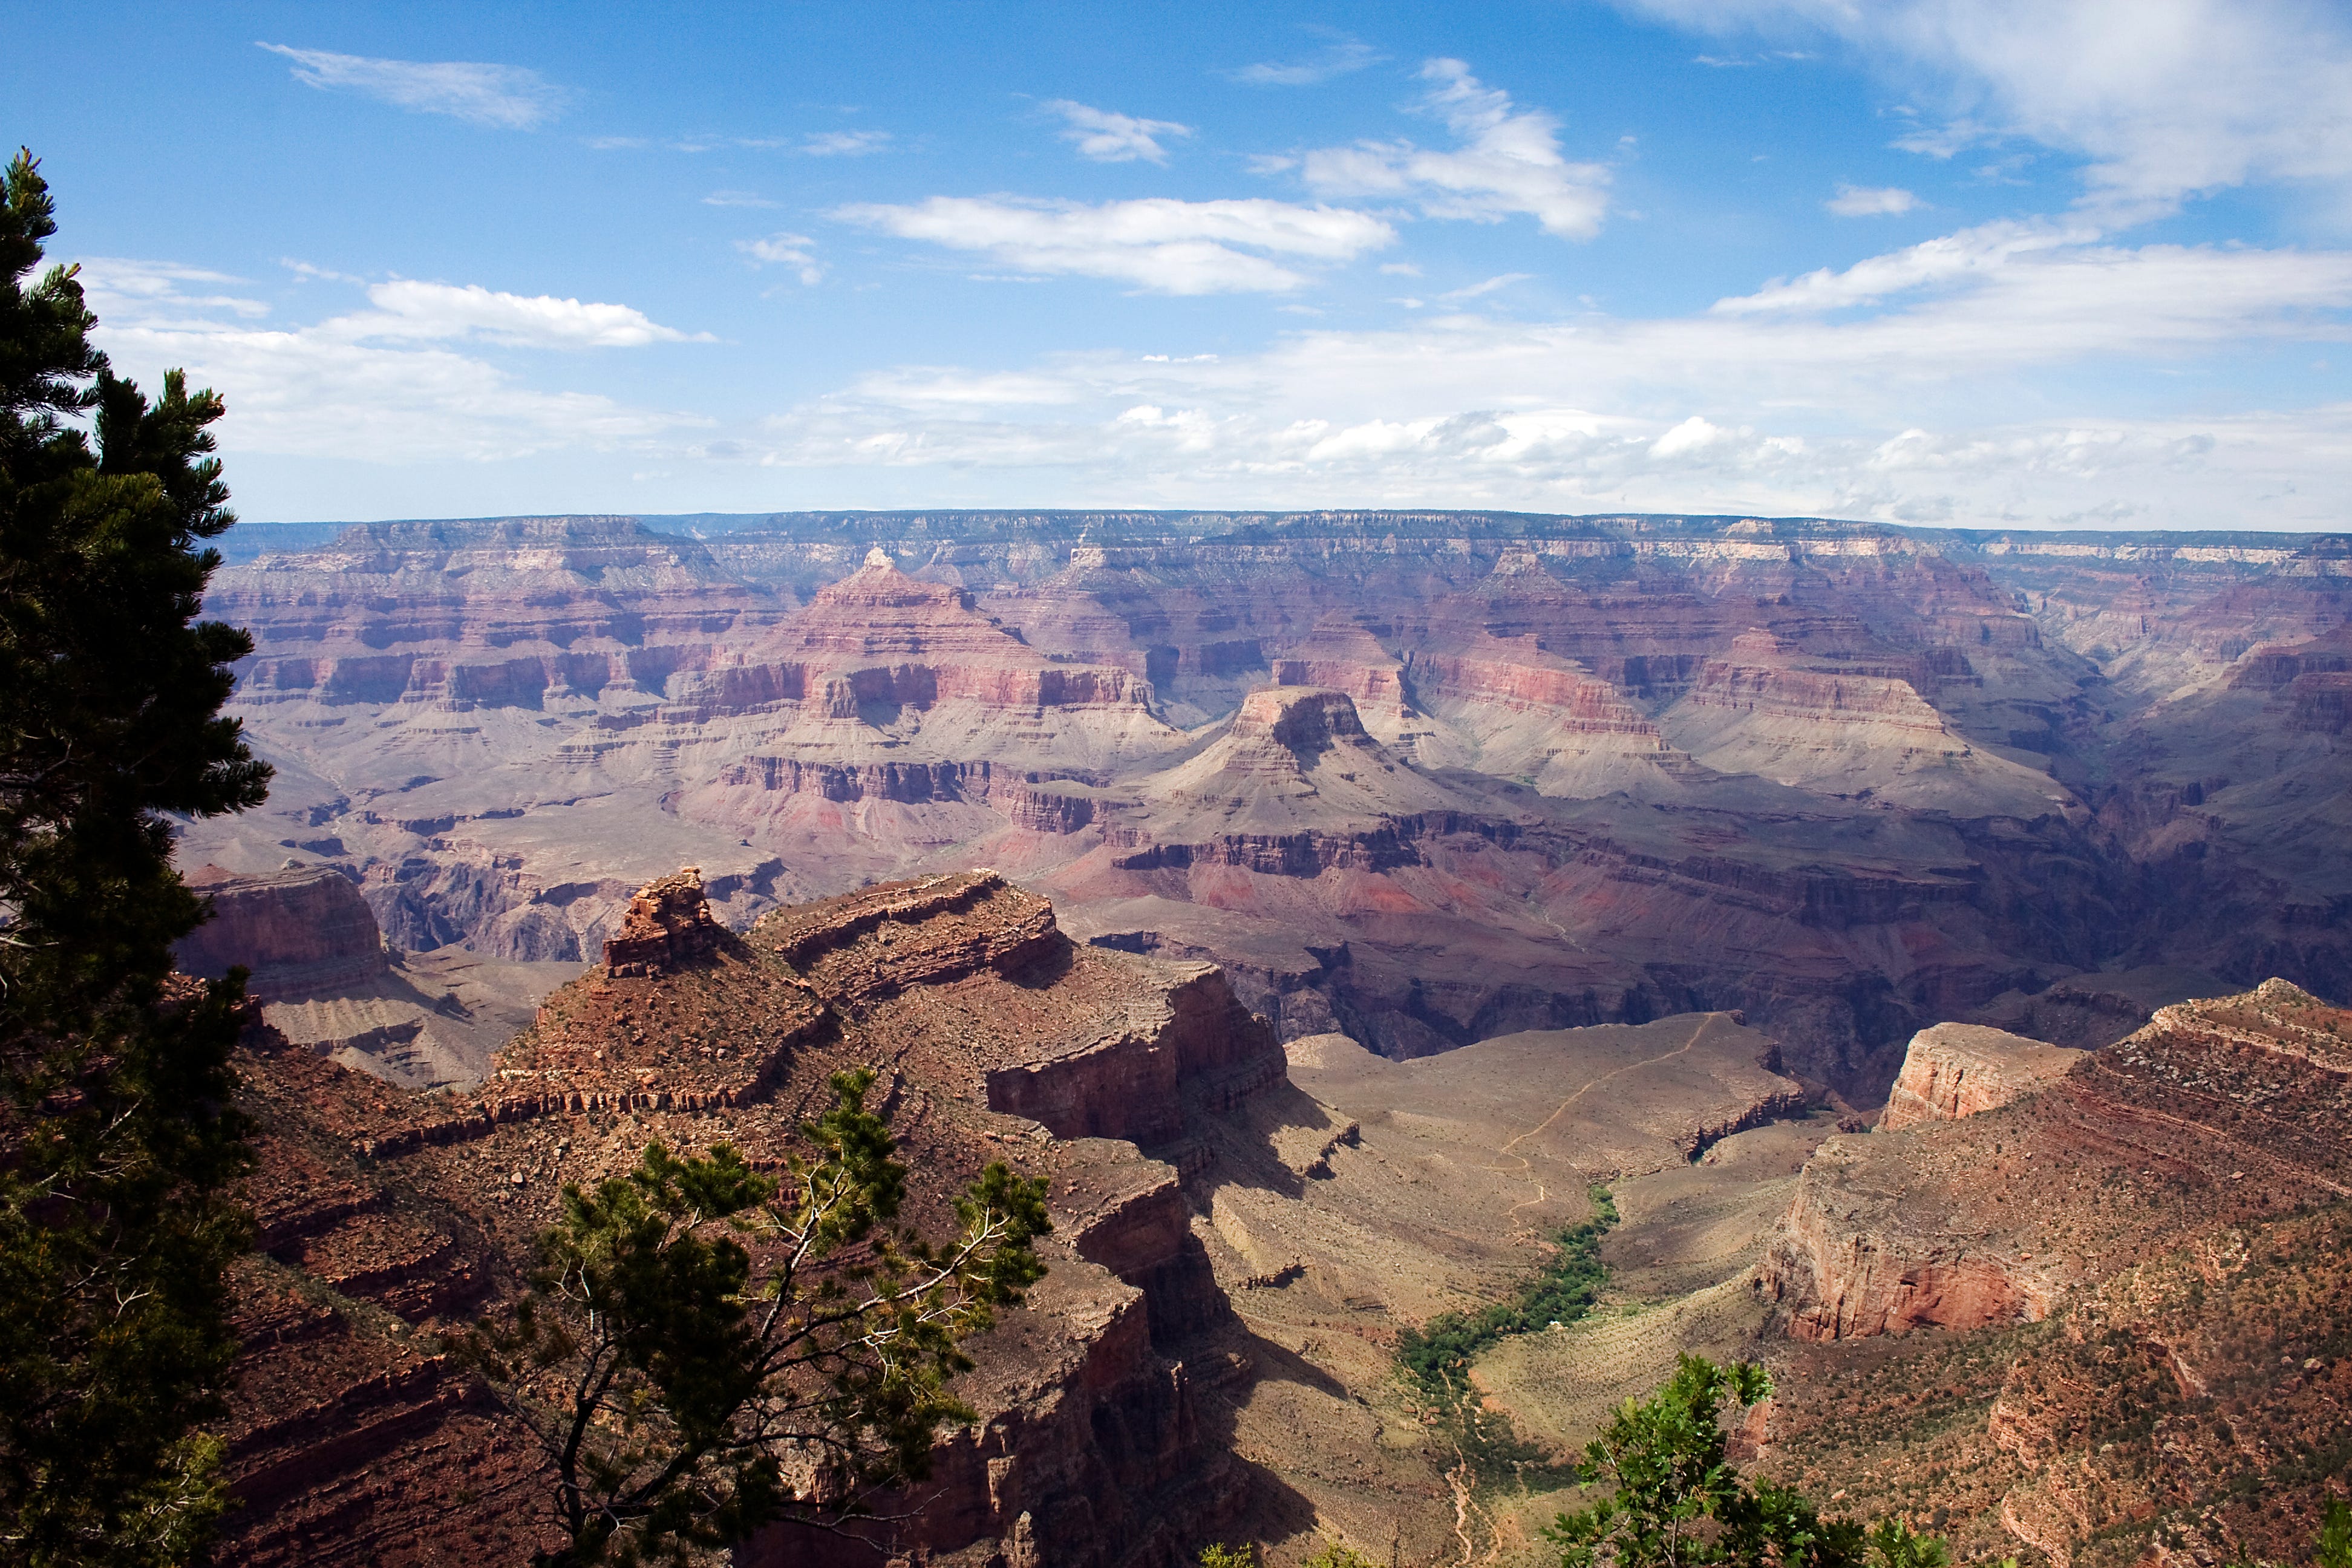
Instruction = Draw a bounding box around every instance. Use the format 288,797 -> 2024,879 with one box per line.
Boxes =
217,867 -> 1291,1568
1749,980 -> 2352,1568
188,511 -> 2352,1097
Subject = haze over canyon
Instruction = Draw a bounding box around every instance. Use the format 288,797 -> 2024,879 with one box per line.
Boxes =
185,509 -> 2351,1099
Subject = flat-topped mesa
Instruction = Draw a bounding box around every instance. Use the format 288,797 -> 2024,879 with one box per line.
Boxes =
763,869 -> 1065,1001
1878,1022 -> 2080,1132
602,866 -> 725,978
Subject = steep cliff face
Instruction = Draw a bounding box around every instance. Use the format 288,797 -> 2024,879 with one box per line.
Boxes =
177,864 -> 387,996
215,869 -> 1284,1568
1762,980 -> 2352,1342
1878,1022 -> 2080,1132
1755,979 -> 2352,1568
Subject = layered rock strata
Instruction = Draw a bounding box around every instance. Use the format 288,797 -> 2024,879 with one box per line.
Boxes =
601,864 -> 724,977
189,510 -> 2352,1097
1753,979 -> 2352,1568
215,868 -> 1285,1568
1877,1022 -> 2080,1132
177,863 -> 388,997
1762,980 -> 2352,1342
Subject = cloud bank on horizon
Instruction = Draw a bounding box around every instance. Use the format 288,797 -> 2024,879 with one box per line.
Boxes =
24,1 -> 2352,528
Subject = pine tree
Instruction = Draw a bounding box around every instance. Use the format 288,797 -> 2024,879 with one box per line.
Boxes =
465,1070 -> 1051,1567
0,148 -> 271,1564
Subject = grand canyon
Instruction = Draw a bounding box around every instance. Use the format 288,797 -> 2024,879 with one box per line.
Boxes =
170,511 -> 2352,1566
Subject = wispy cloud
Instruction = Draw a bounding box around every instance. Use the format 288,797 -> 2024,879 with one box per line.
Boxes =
726,221 -> 2352,528
325,281 -> 711,347
1440,272 -> 1534,301
256,42 -> 567,129
1825,183 -> 1919,217
801,129 -> 892,156
1299,60 -> 1612,240
703,191 -> 781,208
1620,0 -> 2352,221
738,234 -> 824,286
83,264 -> 702,463
1043,101 -> 1192,164
1226,35 -> 1382,87
832,195 -> 1395,293
1711,220 -> 2091,313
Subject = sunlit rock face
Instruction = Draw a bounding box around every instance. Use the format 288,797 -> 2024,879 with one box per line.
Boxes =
1877,1022 -> 2079,1132
215,869 -> 1279,1567
190,511 -> 2352,1096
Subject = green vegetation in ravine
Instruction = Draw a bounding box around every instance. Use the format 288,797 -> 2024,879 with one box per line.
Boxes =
1397,1184 -> 1618,1396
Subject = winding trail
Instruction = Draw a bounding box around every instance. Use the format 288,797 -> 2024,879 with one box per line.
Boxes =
1477,1014 -> 1725,1224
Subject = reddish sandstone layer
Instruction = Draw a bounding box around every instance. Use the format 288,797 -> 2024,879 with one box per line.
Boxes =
176,863 -> 388,997
1762,980 -> 2352,1342
217,869 -> 1283,1567
702,550 -> 1163,724
601,864 -> 725,977
1878,1022 -> 2080,1132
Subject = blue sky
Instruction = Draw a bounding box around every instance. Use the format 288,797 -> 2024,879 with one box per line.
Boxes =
15,1 -> 2352,528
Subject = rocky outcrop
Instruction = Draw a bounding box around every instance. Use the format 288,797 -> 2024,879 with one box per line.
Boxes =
189,510 -> 2352,1100
1761,979 -> 2352,1342
601,866 -> 725,977
217,869 -> 1285,1566
177,864 -> 387,997
1878,1022 -> 2079,1132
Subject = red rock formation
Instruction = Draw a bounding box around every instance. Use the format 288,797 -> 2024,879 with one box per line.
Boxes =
601,865 -> 725,977
215,868 -> 1286,1567
176,864 -> 388,997
1762,979 -> 2352,1341
1878,1022 -> 2080,1132
1756,979 -> 2352,1568
189,511 -> 2352,1099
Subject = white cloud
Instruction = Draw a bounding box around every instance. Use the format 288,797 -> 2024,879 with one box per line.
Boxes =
83,263 -> 703,464
703,191 -> 780,208
1711,220 -> 2092,312
1650,414 -> 1725,456
738,234 -> 824,286
1226,36 -> 1383,87
1299,59 -> 1612,240
323,281 -> 710,348
1440,272 -> 1533,301
1043,102 -> 1192,164
1379,261 -> 1424,276
801,129 -> 892,156
832,195 -> 1394,294
730,223 -> 2352,528
256,43 -> 566,129
1826,183 -> 1919,216
1615,0 -> 2352,220
76,260 -> 270,327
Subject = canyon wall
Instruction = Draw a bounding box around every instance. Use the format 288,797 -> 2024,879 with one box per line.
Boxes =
1754,979 -> 2352,1568
189,511 -> 2352,1098
1877,1022 -> 2080,1132
1763,980 -> 2352,1342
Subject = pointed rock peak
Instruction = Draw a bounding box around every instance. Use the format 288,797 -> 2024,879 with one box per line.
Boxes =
604,866 -> 724,978
809,551 -> 975,612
